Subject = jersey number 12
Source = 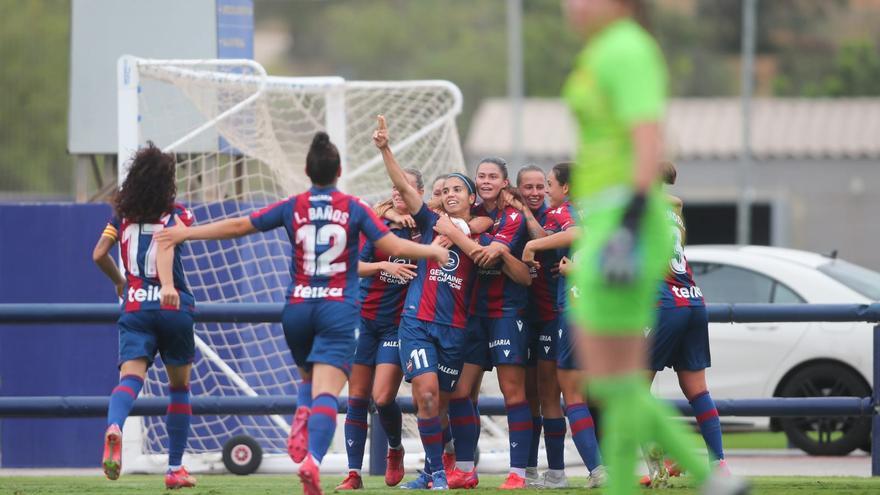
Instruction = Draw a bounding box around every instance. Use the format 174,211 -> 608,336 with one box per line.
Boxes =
296,224 -> 347,276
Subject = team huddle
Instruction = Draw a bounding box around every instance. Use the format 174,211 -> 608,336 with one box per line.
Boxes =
91,2 -> 755,494
92,117 -> 724,494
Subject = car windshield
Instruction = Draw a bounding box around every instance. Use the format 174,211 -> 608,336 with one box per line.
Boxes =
818,259 -> 880,301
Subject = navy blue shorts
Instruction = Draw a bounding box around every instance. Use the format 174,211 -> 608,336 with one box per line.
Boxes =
528,317 -> 559,364
556,319 -> 580,370
281,301 -> 359,376
463,315 -> 529,369
354,317 -> 401,367
118,310 -> 195,368
648,305 -> 711,372
398,316 -> 465,392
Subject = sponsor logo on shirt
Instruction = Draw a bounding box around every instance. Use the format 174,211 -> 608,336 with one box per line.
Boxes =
292,284 -> 344,299
128,286 -> 162,303
489,339 -> 511,348
442,250 -> 460,272
539,334 -> 552,342
382,341 -> 399,348
672,285 -> 703,299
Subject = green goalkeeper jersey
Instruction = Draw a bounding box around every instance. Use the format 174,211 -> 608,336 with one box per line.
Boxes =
562,18 -> 667,199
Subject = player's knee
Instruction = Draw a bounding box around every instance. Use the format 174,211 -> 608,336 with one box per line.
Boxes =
417,390 -> 438,412
373,389 -> 396,407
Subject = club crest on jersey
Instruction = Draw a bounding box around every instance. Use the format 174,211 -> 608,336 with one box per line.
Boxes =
388,256 -> 412,266
442,250 -> 460,272
406,360 -> 414,373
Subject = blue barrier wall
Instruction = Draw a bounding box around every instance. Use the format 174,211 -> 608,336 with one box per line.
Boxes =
0,203 -> 118,467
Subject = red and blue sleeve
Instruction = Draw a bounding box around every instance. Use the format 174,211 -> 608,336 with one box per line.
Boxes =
359,236 -> 376,263
558,204 -> 578,230
353,198 -> 390,243
412,203 -> 437,234
488,207 -> 525,247
249,198 -> 290,232
168,203 -> 195,227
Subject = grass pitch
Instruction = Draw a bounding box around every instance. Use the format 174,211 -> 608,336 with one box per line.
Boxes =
3,475 -> 880,495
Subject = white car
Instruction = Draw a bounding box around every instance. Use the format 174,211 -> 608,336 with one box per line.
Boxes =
652,245 -> 877,455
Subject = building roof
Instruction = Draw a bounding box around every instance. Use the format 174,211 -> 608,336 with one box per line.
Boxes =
465,97 -> 880,160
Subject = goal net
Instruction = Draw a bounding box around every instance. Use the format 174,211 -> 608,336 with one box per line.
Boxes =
116,57 -> 482,473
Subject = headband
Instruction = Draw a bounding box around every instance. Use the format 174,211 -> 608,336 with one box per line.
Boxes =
446,172 -> 476,195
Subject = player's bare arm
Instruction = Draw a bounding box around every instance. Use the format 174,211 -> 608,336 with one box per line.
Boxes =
155,238 -> 180,310
374,115 -> 423,215
468,216 -> 494,235
523,228 -> 582,268
92,234 -> 125,297
156,216 -> 256,246
433,214 -> 483,260
498,250 -> 532,287
357,260 -> 417,281
373,233 -> 448,266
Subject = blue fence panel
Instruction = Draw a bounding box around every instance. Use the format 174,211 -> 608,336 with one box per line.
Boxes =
0,203 -> 118,467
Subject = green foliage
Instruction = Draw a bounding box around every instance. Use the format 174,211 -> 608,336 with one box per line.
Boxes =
0,0 -> 71,194
774,39 -> 880,97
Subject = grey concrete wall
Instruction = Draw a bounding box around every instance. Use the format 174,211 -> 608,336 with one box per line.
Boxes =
673,158 -> 880,270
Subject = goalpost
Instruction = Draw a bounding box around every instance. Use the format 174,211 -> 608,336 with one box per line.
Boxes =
115,56 -> 472,474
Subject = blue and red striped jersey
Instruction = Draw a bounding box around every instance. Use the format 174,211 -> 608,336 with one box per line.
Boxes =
104,203 -> 195,313
527,204 -> 559,322
359,221 -> 420,324
544,201 -> 578,310
658,208 -> 704,308
249,185 -> 390,306
468,204 -> 528,318
401,204 -> 478,329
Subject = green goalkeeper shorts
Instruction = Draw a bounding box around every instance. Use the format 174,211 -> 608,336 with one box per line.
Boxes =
568,186 -> 672,335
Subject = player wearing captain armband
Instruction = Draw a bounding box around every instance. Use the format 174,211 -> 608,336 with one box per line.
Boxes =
335,168 -> 426,491
156,132 -> 447,495
92,143 -> 198,490
518,162 -> 607,488
561,1 -> 749,494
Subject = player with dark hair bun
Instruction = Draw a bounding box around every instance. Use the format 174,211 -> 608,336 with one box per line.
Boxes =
93,142 -> 198,489
156,131 -> 448,495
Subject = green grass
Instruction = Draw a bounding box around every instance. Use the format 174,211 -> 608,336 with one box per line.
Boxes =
718,431 -> 790,450
3,475 -> 880,495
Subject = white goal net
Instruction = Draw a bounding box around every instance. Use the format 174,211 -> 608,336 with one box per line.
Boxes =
116,56 -> 474,473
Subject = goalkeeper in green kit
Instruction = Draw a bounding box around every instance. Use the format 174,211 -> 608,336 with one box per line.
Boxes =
560,1 -> 749,494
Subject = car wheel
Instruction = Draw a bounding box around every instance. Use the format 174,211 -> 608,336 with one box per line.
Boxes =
223,435 -> 263,475
778,363 -> 871,456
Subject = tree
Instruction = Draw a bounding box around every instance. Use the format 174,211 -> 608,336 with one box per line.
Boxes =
0,0 -> 71,194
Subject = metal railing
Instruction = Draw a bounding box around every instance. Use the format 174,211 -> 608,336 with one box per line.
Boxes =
1,302 -> 878,476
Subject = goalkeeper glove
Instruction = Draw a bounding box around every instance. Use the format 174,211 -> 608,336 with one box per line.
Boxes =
600,192 -> 646,286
